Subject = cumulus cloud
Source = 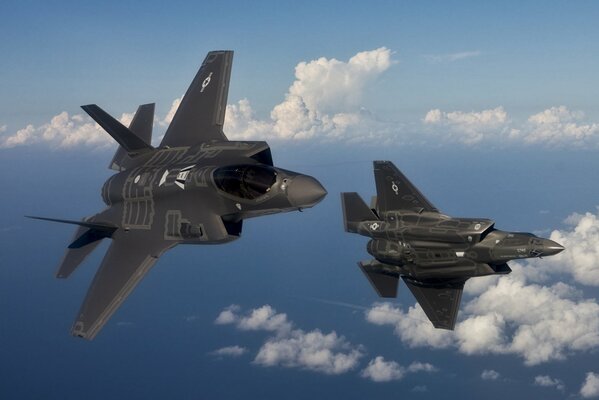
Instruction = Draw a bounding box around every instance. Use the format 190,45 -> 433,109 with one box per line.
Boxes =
255,329 -> 362,375
214,304 -> 240,325
423,107 -> 510,144
366,302 -> 454,349
210,345 -> 248,358
534,375 -> 565,391
237,305 -> 292,333
523,106 -> 599,146
4,48 -> 598,150
365,261 -> 599,365
360,357 -> 405,382
481,369 -> 501,380
216,305 -> 363,375
360,356 -> 437,382
1,48 -> 395,150
543,210 -> 599,286
581,372 -> 599,398
423,105 -> 599,147
224,47 -> 394,142
0,112 -> 122,149
423,50 -> 481,63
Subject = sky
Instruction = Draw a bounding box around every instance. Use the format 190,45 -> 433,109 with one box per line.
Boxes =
1,1 -> 599,399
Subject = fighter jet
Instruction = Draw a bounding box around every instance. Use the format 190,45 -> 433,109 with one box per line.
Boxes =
29,50 -> 327,340
341,161 -> 564,330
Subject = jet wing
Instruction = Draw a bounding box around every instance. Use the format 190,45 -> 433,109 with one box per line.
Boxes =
373,161 -> 439,213
71,230 -> 177,339
358,260 -> 399,297
160,51 -> 233,147
402,277 -> 466,330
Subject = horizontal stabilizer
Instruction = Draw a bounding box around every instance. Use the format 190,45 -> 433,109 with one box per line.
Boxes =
402,277 -> 466,330
68,227 -> 115,249
26,215 -> 117,231
373,161 -> 439,214
57,225 -> 104,279
27,216 -> 118,279
358,260 -> 399,298
341,192 -> 379,232
81,104 -> 154,155
110,103 -> 155,171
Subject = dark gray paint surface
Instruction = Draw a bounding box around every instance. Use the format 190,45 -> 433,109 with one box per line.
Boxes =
31,51 -> 326,340
342,161 -> 564,330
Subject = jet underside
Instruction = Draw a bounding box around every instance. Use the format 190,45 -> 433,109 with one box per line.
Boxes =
341,161 -> 564,330
30,50 -> 327,339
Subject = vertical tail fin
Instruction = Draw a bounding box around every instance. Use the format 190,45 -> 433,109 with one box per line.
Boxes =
109,103 -> 155,171
373,161 -> 439,214
341,192 -> 379,232
159,51 -> 233,147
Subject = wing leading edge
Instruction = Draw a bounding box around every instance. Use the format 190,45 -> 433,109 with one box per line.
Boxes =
160,50 -> 233,147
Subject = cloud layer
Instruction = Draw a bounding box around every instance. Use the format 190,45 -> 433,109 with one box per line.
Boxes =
424,105 -> 599,147
2,48 -> 598,149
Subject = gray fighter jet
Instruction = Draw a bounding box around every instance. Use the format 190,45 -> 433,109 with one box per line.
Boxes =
29,51 -> 327,340
341,161 -> 564,330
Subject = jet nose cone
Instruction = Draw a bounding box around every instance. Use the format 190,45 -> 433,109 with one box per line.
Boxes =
287,175 -> 327,208
543,239 -> 565,256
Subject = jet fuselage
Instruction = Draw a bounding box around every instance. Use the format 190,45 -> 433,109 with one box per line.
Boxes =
96,141 -> 326,245
350,210 -> 564,281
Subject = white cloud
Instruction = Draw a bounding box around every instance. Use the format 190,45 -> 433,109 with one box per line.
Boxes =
534,375 -> 565,391
214,304 -> 240,325
2,48 -> 394,150
365,302 -> 454,348
423,51 -> 481,63
360,356 -> 437,382
0,111 -> 138,149
407,361 -> 437,373
237,305 -> 292,333
210,345 -> 248,358
365,261 -> 599,365
360,356 -> 405,382
286,48 -> 392,114
255,329 -> 362,375
423,107 -> 509,144
581,372 -> 599,398
423,105 -> 599,147
225,48 -> 394,142
524,106 -> 599,146
543,210 -> 599,286
481,369 -> 501,380
216,305 -> 363,375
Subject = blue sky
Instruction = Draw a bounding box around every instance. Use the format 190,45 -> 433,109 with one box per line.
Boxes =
2,1 -> 599,399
